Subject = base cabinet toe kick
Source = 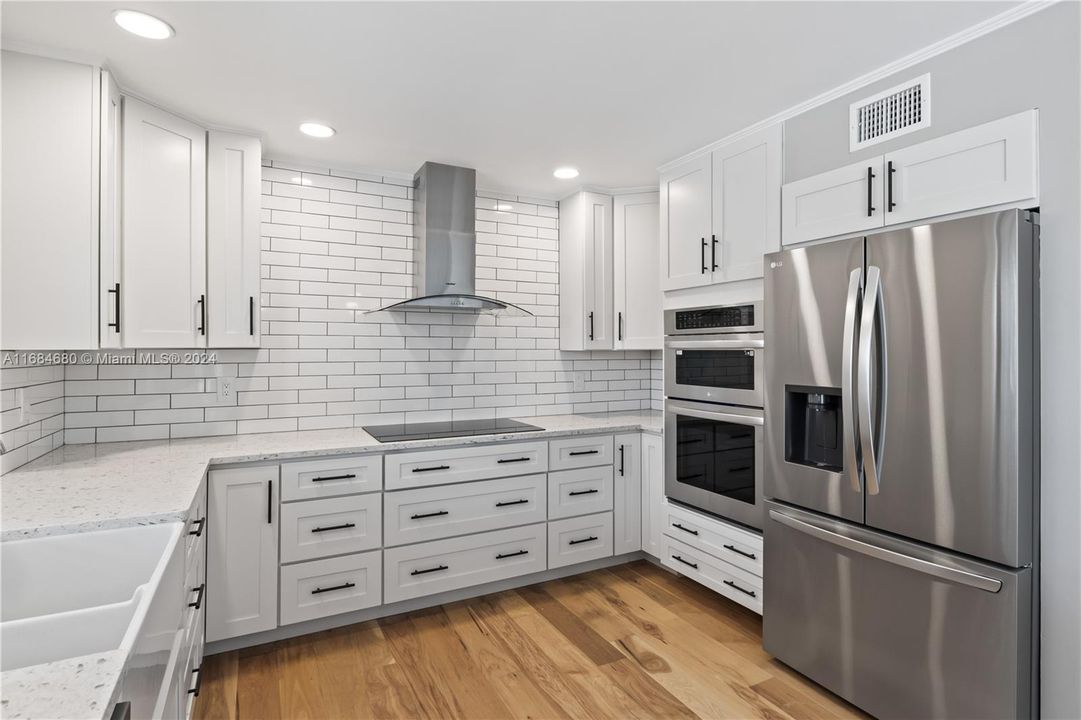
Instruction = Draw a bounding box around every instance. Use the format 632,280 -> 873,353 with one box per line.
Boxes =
204,430 -> 659,654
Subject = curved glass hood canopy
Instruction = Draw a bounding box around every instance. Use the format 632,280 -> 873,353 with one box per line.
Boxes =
371,162 -> 533,317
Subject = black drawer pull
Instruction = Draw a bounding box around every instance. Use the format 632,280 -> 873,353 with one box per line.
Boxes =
188,583 -> 205,610
496,550 -> 529,560
723,543 -> 757,560
496,499 -> 529,508
188,667 -> 202,697
568,449 -> 599,457
568,536 -> 598,546
412,465 -> 450,473
410,510 -> 449,520
672,522 -> 699,536
672,554 -> 698,569
497,457 -> 531,464
411,564 -> 449,576
311,522 -> 356,533
568,488 -> 599,497
188,517 -> 205,537
723,579 -> 757,598
312,582 -> 356,595
311,473 -> 356,483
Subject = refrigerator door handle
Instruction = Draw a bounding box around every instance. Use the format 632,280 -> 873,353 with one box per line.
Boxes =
858,265 -> 885,495
768,509 -> 1003,593
841,267 -> 863,493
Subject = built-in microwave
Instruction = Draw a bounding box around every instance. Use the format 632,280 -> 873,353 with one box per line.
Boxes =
663,302 -> 763,408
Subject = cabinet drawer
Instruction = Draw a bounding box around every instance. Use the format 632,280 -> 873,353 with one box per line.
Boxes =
280,494 -> 382,564
547,512 -> 614,569
280,454 -> 381,501
548,435 -> 614,470
547,466 -> 614,520
279,550 -> 382,626
385,474 -> 547,547
664,503 -> 763,577
385,441 -> 547,491
662,535 -> 762,614
182,548 -> 206,641
184,479 -> 207,563
383,523 -> 547,604
180,615 -> 205,720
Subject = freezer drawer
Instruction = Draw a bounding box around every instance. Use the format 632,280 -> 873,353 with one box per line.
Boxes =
763,502 -> 1032,720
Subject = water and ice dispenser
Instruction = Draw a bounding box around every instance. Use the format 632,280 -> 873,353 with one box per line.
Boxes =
785,387 -> 842,472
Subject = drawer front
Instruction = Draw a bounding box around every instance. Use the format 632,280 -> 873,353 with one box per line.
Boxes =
385,474 -> 547,547
547,512 -> 614,569
385,441 -> 548,490
279,550 -> 382,626
548,435 -> 614,471
662,535 -> 762,614
182,547 -> 206,641
383,523 -> 547,604
280,493 -> 382,564
547,466 -> 614,520
180,618 -> 205,720
280,454 -> 382,501
664,503 -> 763,577
184,478 -> 207,562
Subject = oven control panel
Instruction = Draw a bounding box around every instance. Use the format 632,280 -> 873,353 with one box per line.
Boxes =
671,303 -> 757,332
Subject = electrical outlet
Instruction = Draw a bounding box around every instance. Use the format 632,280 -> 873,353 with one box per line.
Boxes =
573,371 -> 587,392
216,377 -> 235,403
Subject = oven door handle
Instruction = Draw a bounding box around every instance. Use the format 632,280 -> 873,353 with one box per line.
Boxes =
664,399 -> 763,426
665,338 -> 764,351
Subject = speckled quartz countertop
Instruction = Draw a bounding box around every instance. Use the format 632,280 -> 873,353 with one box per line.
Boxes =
0,410 -> 660,720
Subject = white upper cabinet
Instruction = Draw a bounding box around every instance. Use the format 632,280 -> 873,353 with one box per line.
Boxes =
207,131 -> 262,348
613,192 -> 662,349
100,71 -> 123,349
559,191 -> 614,350
1,51 -> 100,349
782,158 -> 885,245
122,97 -> 207,348
660,124 -> 782,291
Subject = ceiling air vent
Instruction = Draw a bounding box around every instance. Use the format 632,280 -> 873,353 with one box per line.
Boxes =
849,74 -> 931,151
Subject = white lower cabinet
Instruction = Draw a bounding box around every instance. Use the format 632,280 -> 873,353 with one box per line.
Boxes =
548,435 -> 614,471
548,512 -> 614,569
279,454 -> 382,501
280,550 -> 382,625
547,466 -> 614,520
663,502 -> 762,576
207,465 -> 279,642
640,433 -> 665,557
280,493 -> 382,564
661,535 -> 762,614
613,433 -> 642,555
383,523 -> 548,604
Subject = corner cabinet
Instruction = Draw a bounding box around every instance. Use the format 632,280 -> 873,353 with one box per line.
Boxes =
613,193 -> 662,349
640,432 -> 665,557
660,124 -> 782,292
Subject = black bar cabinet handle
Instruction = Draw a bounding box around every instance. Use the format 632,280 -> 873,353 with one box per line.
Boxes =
568,488 -> 599,497
496,499 -> 529,507
311,522 -> 356,533
568,449 -> 598,457
312,582 -> 356,595
723,579 -> 757,598
617,311 -> 623,341
618,444 -> 625,476
700,238 -> 707,273
588,311 -> 594,341
188,517 -> 205,537
410,510 -> 449,520
267,479 -> 273,524
188,583 -> 205,610
198,294 -> 206,336
866,166 -> 876,217
723,543 -> 758,560
711,234 -> 718,271
497,457 -> 530,464
311,473 -> 356,483
188,667 -> 202,697
672,554 -> 698,569
569,536 -> 598,546
411,564 -> 449,576
107,283 -> 121,333
496,550 -> 529,560
887,160 -> 896,211
249,296 -> 255,335
672,522 -> 699,536
412,465 -> 450,473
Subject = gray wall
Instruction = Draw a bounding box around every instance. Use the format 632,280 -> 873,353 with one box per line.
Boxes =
784,6 -> 1081,717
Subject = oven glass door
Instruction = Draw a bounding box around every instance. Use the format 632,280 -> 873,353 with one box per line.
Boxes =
664,335 -> 764,406
665,399 -> 764,529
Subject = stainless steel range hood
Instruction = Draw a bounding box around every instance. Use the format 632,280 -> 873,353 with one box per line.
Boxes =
373,162 -> 532,316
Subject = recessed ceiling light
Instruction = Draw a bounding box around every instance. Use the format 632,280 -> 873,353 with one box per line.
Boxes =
553,167 -> 579,180
299,122 -> 335,138
113,10 -> 174,40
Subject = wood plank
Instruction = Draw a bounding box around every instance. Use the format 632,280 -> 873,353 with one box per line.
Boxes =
193,651 -> 237,720
516,583 -> 626,666
597,657 -> 700,720
275,636 -> 327,720
235,643 -> 281,720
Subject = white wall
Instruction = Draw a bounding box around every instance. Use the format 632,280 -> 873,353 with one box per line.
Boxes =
783,5 -> 1081,716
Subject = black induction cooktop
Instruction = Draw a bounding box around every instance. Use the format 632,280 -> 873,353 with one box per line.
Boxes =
362,418 -> 543,443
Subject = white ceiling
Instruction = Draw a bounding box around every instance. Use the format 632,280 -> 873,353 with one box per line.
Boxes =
2,1 -> 1015,196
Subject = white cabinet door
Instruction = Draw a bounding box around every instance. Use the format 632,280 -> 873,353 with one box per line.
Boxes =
99,70 -> 123,349
122,97 -> 207,348
207,466 -> 278,641
1,51 -> 99,349
613,433 -> 642,554
583,192 -> 614,350
884,109 -> 1038,225
640,432 -> 664,558
712,125 -> 782,282
782,157 -> 885,245
660,154 -> 712,291
207,131 -> 262,348
613,192 -> 662,350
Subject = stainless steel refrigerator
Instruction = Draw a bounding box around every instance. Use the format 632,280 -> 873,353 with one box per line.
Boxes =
762,209 -> 1039,719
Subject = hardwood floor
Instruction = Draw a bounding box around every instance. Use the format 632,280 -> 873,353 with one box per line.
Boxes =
194,560 -> 868,720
